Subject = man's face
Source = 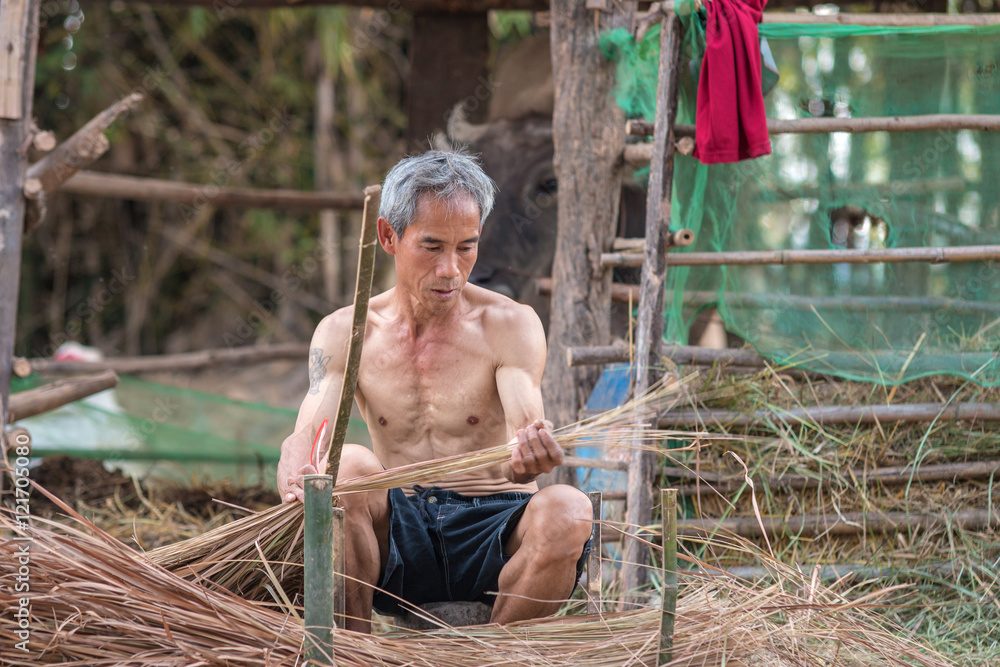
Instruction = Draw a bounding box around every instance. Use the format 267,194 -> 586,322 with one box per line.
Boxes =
380,193 -> 481,314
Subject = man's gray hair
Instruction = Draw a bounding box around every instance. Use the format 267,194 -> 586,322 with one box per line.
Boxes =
380,150 -> 497,236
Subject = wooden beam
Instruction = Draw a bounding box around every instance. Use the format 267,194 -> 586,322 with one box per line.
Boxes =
566,343 -> 768,368
624,11 -> 682,602
27,342 -> 309,375
0,0 -> 40,429
57,170 -> 366,211
586,491 -> 603,615
7,371 -> 120,423
542,0 -> 635,437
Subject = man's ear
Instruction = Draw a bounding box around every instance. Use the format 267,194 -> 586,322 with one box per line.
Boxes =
377,217 -> 397,255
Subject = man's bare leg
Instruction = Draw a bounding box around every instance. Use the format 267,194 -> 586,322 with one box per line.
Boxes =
335,444 -> 390,633
490,485 -> 594,624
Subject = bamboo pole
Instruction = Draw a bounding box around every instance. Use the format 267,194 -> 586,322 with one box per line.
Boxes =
7,371 -> 119,423
658,489 -> 677,667
626,114 -> 1000,143
673,459 -> 1000,497
586,491 -> 603,615
58,170 -> 366,211
27,342 -> 309,375
539,279 -> 1000,315
303,474 -> 335,666
326,185 -> 380,483
622,244 -> 1000,267
658,402 -> 1000,428
566,343 -> 767,368
639,2 -> 1000,25
602,508 -> 997,541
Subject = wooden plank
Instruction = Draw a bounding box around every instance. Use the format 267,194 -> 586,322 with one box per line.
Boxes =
541,0 -> 635,436
0,0 -> 39,429
642,4 -> 1000,26
623,11 -> 682,601
57,170 -> 365,211
659,402 -> 1000,428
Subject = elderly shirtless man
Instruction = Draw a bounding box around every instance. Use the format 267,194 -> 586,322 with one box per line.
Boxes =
276,150 -> 593,633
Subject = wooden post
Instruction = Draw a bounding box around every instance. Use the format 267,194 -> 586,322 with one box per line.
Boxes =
543,0 -> 637,433
658,488 -> 678,666
0,0 -> 40,430
304,474 -> 335,666
332,505 -> 346,629
623,13 -> 683,602
587,491 -> 603,615
326,185 -> 380,482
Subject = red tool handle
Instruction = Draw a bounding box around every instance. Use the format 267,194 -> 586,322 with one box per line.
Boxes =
310,418 -> 330,471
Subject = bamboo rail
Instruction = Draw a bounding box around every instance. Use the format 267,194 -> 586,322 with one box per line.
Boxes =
658,402 -> 1000,428
567,343 -> 768,368
673,459 -> 1000,497
540,279 -> 1000,315
639,3 -> 1000,26
27,342 -> 310,375
662,244 -> 1000,266
625,115 -> 1000,144
59,170 -> 366,211
7,371 -> 119,423
586,491 -> 603,614
603,508 -> 996,541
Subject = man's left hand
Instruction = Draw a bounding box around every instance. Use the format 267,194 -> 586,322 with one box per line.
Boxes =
508,419 -> 563,483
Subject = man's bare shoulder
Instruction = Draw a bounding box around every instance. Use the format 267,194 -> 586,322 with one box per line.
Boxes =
464,285 -> 545,362
313,305 -> 354,344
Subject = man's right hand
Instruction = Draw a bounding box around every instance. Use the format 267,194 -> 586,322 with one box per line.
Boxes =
278,462 -> 318,503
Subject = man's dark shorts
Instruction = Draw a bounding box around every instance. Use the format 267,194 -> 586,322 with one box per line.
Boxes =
372,486 -> 592,615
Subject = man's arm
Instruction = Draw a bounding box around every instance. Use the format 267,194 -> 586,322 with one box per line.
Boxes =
277,309 -> 351,502
493,304 -> 563,484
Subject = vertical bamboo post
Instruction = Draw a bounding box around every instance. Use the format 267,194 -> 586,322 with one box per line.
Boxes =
326,185 -> 380,482
658,488 -> 678,666
587,491 -> 603,614
623,10 -> 684,602
332,505 -> 346,629
304,474 -> 335,666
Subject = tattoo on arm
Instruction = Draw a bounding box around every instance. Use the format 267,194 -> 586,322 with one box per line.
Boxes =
308,347 -> 333,395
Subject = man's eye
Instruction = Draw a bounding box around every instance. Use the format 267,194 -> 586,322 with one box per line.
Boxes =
425,246 -> 440,252
459,246 -> 475,252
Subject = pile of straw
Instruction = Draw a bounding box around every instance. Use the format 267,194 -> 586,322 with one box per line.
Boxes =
0,503 -> 951,666
639,358 -> 1000,663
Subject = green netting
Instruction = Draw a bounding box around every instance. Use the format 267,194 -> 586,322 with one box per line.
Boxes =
602,21 -> 1000,385
11,375 -> 371,484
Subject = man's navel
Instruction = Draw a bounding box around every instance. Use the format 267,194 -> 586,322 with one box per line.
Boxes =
378,416 -> 388,426
467,415 -> 479,425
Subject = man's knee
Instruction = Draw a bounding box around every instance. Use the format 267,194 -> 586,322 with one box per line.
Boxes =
526,485 -> 594,550
336,444 -> 382,483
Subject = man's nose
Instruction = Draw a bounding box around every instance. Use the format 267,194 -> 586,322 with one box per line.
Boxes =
437,252 -> 460,278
